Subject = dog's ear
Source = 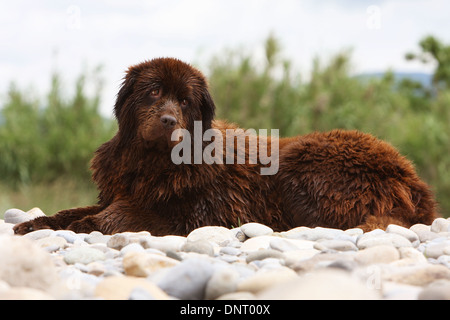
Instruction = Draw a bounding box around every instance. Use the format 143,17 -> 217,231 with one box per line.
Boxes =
114,66 -> 141,142
114,67 -> 140,120
200,88 -> 216,131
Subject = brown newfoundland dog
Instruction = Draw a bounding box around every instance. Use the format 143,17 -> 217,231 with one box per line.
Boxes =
14,58 -> 438,236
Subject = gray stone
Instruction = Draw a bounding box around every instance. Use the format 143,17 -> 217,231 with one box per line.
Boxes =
245,249 -> 285,263
182,239 -> 215,256
231,228 -> 246,242
54,230 -> 79,243
4,208 -> 45,224
157,258 -> 215,300
315,239 -> 357,252
219,246 -> 241,256
205,267 -> 239,300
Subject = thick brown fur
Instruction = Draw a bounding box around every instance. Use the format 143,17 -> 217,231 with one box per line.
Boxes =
14,58 -> 438,236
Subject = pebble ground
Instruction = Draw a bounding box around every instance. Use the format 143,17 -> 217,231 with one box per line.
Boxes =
1,207 -> 449,300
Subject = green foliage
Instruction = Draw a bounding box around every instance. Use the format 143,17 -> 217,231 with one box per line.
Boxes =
207,35 -> 450,217
406,35 -> 450,90
0,67 -> 117,186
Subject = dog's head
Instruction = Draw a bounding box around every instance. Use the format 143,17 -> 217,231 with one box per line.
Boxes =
114,58 -> 215,148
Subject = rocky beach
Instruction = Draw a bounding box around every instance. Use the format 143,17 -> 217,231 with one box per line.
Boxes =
1,207 -> 449,300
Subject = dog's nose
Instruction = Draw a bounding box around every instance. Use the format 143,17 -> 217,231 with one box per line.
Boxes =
160,115 -> 177,129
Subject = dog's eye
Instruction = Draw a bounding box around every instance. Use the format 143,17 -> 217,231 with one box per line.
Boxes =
181,99 -> 189,108
150,88 -> 160,97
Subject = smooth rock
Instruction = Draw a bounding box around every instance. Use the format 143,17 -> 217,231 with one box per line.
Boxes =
424,241 -> 450,259
64,247 -> 106,265
237,267 -> 298,293
245,249 -> 285,263
357,232 -> 412,249
187,226 -> 235,245
120,243 -> 145,255
344,228 -> 364,237
290,252 -> 355,272
157,258 -> 215,300
54,230 -> 79,243
0,287 -> 54,300
257,269 -> 380,299
205,267 -> 240,300
0,222 -> 14,235
95,276 -> 169,300
240,223 -> 273,238
269,238 -> 315,252
398,247 -> 427,263
431,218 -> 450,233
107,233 -> 130,250
284,227 -> 346,241
355,245 -> 400,265
142,235 -> 186,253
27,207 -> 46,218
182,239 -> 215,256
4,208 -> 45,224
283,249 -> 321,266
231,228 -> 246,242
410,224 -> 440,242
217,292 -> 256,300
0,235 -> 60,293
315,239 -> 357,251
123,251 -> 179,277
23,229 -> 54,241
382,281 -> 421,300
386,224 -> 419,242
280,226 -> 311,239
384,264 -> 450,286
36,236 -> 67,250
418,280 -> 450,300
219,246 -> 241,256
86,231 -> 111,244
240,236 -> 273,252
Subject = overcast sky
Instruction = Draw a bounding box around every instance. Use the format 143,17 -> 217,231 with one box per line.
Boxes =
1,0 -> 450,116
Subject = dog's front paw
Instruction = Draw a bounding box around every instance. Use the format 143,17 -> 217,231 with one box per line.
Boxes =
13,217 -> 52,235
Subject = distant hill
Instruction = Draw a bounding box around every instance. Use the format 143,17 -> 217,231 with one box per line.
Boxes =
355,72 -> 433,88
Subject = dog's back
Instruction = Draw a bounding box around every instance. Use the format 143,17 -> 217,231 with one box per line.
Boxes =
277,129 -> 438,231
